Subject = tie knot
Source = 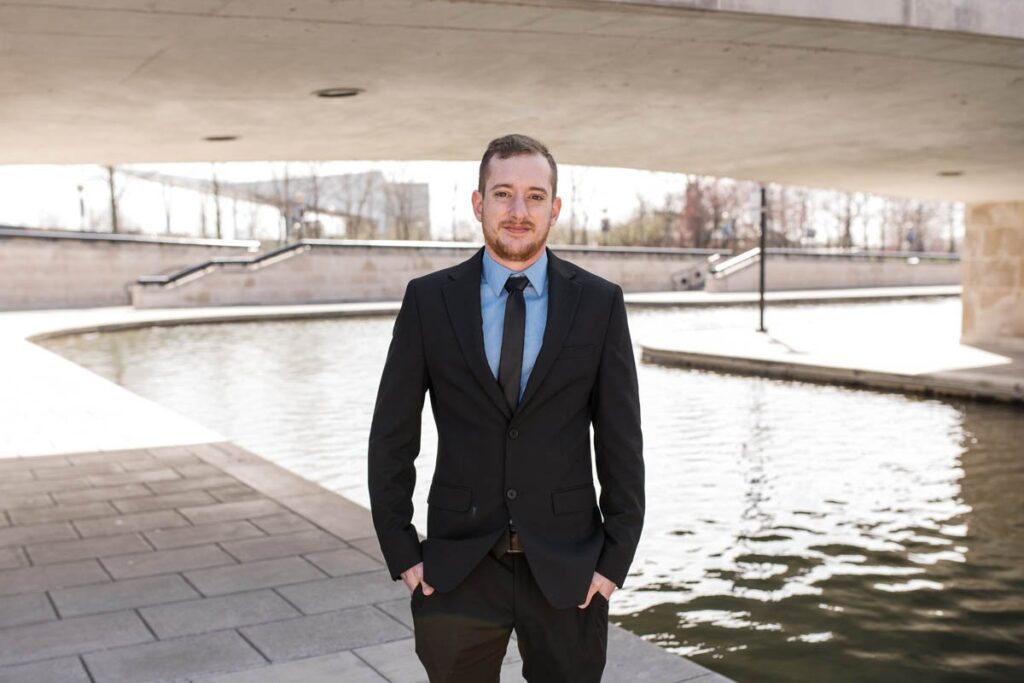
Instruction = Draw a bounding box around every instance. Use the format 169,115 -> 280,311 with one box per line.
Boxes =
504,275 -> 529,295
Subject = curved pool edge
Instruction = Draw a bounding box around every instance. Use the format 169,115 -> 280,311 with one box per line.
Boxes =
0,305 -> 733,682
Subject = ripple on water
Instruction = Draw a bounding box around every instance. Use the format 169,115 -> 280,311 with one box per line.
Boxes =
40,298 -> 1024,682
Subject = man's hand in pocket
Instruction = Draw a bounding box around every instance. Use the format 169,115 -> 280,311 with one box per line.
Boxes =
401,562 -> 435,595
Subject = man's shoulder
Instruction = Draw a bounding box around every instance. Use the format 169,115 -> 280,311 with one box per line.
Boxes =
406,248 -> 479,292
549,248 -> 622,296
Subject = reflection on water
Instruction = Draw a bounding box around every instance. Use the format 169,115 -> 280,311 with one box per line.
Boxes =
41,299 -> 1024,682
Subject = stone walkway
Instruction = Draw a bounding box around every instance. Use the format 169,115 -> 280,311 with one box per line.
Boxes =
0,305 -> 730,683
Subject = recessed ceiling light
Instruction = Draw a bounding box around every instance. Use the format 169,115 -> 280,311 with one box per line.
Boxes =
313,87 -> 363,99
938,170 -> 963,177
203,135 -> 239,142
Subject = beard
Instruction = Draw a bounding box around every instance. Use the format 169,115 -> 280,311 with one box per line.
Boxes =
484,215 -> 551,264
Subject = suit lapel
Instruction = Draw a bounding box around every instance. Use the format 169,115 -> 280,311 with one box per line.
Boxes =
516,248 -> 582,416
441,246 -> 582,422
442,247 -> 513,420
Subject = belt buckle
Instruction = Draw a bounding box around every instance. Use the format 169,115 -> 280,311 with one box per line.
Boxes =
507,529 -> 524,554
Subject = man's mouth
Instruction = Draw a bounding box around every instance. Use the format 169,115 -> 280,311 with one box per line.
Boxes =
504,224 -> 531,234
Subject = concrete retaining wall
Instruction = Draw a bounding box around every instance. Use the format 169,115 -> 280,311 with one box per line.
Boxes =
130,241 -> 719,308
706,251 -> 961,292
0,228 -> 259,310
961,202 -> 1024,352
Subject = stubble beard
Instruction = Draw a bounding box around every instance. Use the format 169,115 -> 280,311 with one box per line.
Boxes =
483,213 -> 551,265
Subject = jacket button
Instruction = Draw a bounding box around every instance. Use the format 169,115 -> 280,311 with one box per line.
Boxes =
508,428 -> 519,439
506,488 -> 518,500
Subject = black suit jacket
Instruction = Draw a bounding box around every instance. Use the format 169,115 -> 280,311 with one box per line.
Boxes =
368,245 -> 644,609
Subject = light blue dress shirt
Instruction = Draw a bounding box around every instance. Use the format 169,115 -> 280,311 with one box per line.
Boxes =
481,248 -> 549,402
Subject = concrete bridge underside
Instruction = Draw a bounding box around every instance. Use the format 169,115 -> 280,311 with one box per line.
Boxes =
0,0 -> 1022,348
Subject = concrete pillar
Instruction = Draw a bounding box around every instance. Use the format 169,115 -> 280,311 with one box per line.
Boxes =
961,202 -> 1024,352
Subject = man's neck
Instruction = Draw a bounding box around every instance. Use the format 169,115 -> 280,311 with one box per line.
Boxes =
485,245 -> 546,273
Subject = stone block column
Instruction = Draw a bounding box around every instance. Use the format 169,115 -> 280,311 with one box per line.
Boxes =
961,202 -> 1024,352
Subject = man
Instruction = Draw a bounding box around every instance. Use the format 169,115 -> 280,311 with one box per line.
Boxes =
368,134 -> 644,682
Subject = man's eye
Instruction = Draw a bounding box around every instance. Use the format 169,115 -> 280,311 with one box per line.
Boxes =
530,194 -> 545,200
494,191 -> 509,198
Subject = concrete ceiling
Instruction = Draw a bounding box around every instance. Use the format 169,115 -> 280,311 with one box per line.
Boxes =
0,0 -> 1022,202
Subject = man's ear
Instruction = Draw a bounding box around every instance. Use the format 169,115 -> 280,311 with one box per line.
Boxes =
472,190 -> 484,222
550,196 -> 562,225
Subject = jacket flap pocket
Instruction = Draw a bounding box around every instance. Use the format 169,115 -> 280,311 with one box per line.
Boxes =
551,484 -> 597,515
427,482 -> 472,512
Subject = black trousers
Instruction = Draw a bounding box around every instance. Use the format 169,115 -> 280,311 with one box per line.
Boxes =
410,549 -> 609,682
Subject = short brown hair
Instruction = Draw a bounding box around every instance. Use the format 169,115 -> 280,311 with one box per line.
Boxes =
478,134 -> 558,197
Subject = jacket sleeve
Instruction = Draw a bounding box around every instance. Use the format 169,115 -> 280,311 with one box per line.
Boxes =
368,280 -> 430,581
590,284 -> 645,588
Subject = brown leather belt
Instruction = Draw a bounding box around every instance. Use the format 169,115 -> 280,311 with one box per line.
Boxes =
508,529 -> 524,553
490,525 -> 524,557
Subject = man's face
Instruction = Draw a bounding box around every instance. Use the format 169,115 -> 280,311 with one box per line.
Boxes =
473,153 -> 561,266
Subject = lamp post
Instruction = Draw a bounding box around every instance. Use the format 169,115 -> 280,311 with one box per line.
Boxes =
758,184 -> 768,333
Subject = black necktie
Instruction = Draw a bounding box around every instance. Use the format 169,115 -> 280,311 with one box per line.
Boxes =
498,275 -> 530,411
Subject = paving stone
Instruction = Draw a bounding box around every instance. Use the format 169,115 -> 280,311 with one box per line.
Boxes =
74,510 -> 189,538
86,469 -> 181,488
0,610 -> 152,667
178,499 -> 284,525
102,544 -> 237,579
603,625 -> 714,683
0,521 -> 76,549
83,630 -> 264,683
0,471 -> 33,483
144,520 -> 264,550
188,442 -> 264,468
209,485 -> 262,503
51,573 -> 199,618
0,592 -> 55,629
353,637 -> 428,683
26,532 -> 151,565
219,464 -> 324,498
0,513 -> 6,528
0,547 -> 28,571
0,478 -> 93,496
111,490 -> 217,514
240,605 -> 411,662
66,450 -> 152,466
222,530 -> 345,562
184,556 -> 326,596
8,500 -> 118,525
249,513 -> 315,535
147,445 -> 200,463
345,535 -> 386,563
304,547 -> 382,577
119,457 -> 176,472
0,492 -> 53,510
174,463 -> 222,478
53,484 -> 150,504
0,655 -> 91,683
0,560 -> 108,597
375,598 -> 413,630
33,462 -> 123,480
0,455 -> 70,472
276,569 -> 406,614
196,651 -> 387,683
139,589 -> 300,638
148,475 -> 239,494
277,492 -> 374,541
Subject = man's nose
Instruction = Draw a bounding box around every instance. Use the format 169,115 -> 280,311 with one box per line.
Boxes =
510,194 -> 527,220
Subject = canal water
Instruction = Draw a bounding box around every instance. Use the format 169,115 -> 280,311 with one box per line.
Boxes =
41,298 -> 1023,682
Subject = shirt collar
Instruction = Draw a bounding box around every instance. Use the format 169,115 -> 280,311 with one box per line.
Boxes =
482,247 -> 548,298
